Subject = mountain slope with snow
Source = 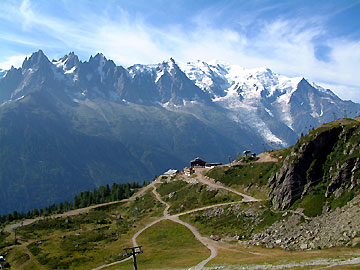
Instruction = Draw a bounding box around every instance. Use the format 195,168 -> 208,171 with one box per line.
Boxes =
178,60 -> 359,145
1,51 -> 359,147
0,50 -> 359,214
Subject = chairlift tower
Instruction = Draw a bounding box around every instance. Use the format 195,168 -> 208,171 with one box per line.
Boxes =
123,246 -> 143,270
114,211 -> 120,239
114,211 -> 119,227
13,227 -> 18,244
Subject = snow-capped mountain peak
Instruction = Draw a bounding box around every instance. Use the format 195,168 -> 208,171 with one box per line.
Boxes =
179,60 -> 304,99
128,57 -> 180,83
1,51 -> 359,149
177,60 -> 354,146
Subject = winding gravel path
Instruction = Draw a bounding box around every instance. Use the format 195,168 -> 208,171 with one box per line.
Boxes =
130,184 -> 218,270
90,171 -> 260,270
7,171 -> 259,270
4,200 -> 126,232
4,181 -> 161,233
128,169 -> 260,270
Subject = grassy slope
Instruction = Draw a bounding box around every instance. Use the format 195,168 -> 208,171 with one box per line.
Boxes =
107,220 -> 209,270
205,162 -> 277,199
2,180 -> 360,270
156,180 -> 242,214
2,190 -> 164,270
179,201 -> 281,240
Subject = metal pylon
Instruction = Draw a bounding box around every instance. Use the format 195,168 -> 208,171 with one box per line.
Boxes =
123,246 -> 144,270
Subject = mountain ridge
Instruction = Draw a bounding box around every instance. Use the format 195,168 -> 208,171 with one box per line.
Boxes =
0,50 -> 359,214
2,50 -> 359,146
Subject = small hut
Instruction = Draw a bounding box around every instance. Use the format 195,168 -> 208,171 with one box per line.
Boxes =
190,157 -> 207,168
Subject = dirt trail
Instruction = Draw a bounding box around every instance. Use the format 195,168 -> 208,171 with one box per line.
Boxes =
87,174 -> 260,270
256,152 -> 279,163
4,179 -> 162,233
174,201 -> 246,217
131,185 -> 218,270
91,256 -> 132,270
7,174 -> 259,270
130,170 -> 261,269
168,215 -> 217,270
131,186 -> 170,247
151,186 -> 170,217
4,200 -> 127,232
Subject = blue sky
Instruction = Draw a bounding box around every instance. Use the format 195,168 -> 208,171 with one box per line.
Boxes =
0,0 -> 359,102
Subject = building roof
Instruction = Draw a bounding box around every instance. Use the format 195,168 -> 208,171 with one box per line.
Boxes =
164,169 -> 179,175
190,157 -> 206,162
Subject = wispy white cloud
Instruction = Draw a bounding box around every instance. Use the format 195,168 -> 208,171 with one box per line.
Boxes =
319,82 -> 360,103
0,0 -> 359,102
0,54 -> 29,69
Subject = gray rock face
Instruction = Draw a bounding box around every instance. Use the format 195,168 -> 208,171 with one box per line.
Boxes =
326,157 -> 360,197
269,126 -> 342,210
268,119 -> 359,210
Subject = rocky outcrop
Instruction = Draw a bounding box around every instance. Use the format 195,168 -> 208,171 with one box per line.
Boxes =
268,126 -> 342,210
268,119 -> 359,210
248,195 -> 360,250
326,157 -> 359,198
200,118 -> 359,251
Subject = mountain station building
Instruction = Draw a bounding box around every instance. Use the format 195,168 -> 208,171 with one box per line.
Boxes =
190,157 -> 222,168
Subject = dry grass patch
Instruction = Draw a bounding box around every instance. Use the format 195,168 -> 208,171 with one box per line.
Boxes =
115,219 -> 210,269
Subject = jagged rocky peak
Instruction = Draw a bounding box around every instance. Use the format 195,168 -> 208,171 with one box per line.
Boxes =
89,52 -> 107,64
296,77 -> 315,91
87,52 -> 117,76
22,49 -> 51,70
53,52 -> 80,72
158,57 -> 180,76
127,57 -> 181,82
1,50 -> 359,148
88,53 -> 105,69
